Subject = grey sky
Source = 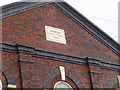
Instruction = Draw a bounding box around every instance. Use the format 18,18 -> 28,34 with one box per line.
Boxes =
0,0 -> 119,43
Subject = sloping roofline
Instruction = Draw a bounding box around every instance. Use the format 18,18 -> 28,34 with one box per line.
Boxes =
1,1 -> 120,56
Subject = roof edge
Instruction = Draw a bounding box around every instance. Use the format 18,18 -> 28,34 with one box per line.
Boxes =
53,2 -> 120,56
1,2 -> 51,19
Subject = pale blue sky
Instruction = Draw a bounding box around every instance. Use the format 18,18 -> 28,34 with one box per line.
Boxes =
0,0 -> 119,43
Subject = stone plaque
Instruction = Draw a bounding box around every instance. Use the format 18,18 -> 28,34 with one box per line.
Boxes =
45,26 -> 66,44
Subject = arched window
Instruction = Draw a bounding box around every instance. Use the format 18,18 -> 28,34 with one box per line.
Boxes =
54,81 -> 73,90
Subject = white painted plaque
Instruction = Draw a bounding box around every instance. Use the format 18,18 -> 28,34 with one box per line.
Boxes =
45,26 -> 66,44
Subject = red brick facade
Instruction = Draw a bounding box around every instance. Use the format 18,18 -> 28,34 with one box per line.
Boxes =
1,2 -> 120,89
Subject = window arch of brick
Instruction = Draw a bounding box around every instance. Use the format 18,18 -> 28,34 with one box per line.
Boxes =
0,64 -> 16,88
43,68 -> 84,88
107,76 -> 119,88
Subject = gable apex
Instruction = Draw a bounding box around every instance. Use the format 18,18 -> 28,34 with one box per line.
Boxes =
1,1 -> 120,56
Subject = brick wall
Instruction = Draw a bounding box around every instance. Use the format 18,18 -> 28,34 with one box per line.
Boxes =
2,52 -> 21,88
2,4 -> 119,63
2,3 -> 119,88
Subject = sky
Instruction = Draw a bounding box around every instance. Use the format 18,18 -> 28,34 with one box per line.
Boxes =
0,0 -> 119,43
